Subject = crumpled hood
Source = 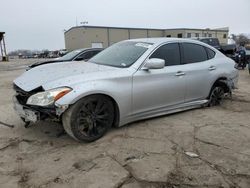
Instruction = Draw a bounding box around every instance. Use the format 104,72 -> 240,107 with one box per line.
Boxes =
14,61 -> 119,92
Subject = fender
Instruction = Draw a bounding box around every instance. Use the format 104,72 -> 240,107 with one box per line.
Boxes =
55,78 -> 132,125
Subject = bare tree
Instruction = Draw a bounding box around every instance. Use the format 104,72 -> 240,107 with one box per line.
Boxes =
232,34 -> 250,45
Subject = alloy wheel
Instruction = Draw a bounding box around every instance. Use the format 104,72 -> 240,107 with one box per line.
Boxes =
76,98 -> 112,138
209,86 -> 224,106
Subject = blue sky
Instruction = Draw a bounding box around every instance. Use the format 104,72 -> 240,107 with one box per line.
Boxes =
0,0 -> 249,51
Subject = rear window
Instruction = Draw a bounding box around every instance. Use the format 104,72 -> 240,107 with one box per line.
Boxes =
206,48 -> 216,59
182,43 -> 208,64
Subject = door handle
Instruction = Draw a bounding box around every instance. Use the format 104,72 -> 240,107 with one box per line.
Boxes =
208,66 -> 216,71
175,71 -> 185,76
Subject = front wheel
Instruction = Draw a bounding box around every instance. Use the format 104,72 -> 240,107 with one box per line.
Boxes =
62,95 -> 114,142
208,86 -> 225,107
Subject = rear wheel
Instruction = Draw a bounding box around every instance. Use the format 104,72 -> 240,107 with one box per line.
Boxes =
208,86 -> 225,107
62,95 -> 114,142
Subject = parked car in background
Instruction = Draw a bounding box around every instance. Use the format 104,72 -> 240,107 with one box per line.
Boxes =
13,38 -> 238,142
196,37 -> 236,57
198,38 -> 221,50
58,49 -> 68,57
27,48 -> 103,70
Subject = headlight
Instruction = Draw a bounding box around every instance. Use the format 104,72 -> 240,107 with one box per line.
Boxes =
26,87 -> 72,106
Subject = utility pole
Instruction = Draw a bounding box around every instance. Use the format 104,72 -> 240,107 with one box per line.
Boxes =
0,32 -> 8,61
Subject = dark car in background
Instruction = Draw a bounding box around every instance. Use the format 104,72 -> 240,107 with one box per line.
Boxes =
198,38 -> 250,70
28,48 -> 103,70
197,37 -> 236,55
198,38 -> 221,50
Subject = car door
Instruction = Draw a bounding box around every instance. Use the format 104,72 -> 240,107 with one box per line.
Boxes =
180,42 -> 215,102
132,43 -> 186,115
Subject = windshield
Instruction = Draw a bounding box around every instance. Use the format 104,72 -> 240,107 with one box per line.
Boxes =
89,41 -> 152,68
58,49 -> 83,61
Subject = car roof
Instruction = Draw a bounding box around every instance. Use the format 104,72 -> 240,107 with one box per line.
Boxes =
74,48 -> 103,52
195,37 -> 218,40
126,37 -> 208,46
193,37 -> 219,41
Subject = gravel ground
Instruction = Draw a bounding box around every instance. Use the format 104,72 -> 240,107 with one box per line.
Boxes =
0,59 -> 250,188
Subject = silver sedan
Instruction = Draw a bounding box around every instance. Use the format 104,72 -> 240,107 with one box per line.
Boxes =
13,38 -> 238,142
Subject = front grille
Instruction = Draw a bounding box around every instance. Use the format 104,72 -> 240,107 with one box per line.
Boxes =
16,94 -> 30,105
13,84 -> 44,105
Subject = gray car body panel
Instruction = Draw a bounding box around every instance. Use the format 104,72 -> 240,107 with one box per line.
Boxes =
13,38 -> 238,126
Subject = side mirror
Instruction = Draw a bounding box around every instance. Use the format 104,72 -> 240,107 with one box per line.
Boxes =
142,58 -> 165,70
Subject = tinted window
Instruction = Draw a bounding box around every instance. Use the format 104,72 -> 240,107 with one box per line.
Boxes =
92,50 -> 101,56
182,43 -> 208,64
206,48 -> 216,59
150,43 -> 181,66
76,51 -> 93,61
59,49 -> 83,61
84,52 -> 93,59
200,38 -> 220,47
209,39 -> 219,46
200,39 -> 209,44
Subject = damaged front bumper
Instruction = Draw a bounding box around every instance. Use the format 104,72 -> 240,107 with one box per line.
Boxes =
13,96 -> 68,123
13,84 -> 69,123
13,96 -> 40,122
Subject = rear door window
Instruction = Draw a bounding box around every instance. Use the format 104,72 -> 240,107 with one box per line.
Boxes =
150,43 -> 181,66
182,43 -> 208,64
206,48 -> 216,59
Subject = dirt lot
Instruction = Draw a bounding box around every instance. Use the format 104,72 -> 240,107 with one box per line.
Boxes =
0,59 -> 250,188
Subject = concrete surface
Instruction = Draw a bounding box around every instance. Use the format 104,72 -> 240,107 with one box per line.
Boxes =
0,59 -> 250,188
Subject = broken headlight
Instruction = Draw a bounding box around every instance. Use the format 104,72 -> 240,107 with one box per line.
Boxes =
26,87 -> 72,106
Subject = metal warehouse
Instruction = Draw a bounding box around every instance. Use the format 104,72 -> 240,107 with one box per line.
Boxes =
64,26 -> 229,51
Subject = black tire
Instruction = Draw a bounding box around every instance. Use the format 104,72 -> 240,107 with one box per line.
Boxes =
62,95 -> 114,142
208,86 -> 225,107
